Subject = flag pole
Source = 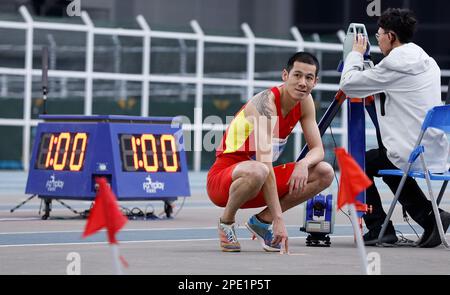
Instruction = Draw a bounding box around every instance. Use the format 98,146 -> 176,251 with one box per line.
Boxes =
348,204 -> 368,275
111,244 -> 123,275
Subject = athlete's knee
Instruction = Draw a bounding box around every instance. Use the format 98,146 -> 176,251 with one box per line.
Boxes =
238,162 -> 269,185
315,162 -> 334,186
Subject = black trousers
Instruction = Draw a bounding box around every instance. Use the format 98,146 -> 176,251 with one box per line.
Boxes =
363,148 -> 433,231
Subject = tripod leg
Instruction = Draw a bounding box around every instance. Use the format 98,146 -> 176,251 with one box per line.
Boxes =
10,195 -> 37,213
42,199 -> 52,220
54,199 -> 80,216
297,96 -> 344,161
164,200 -> 173,218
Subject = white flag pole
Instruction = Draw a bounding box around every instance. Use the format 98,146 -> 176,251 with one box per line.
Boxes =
348,204 -> 368,275
111,244 -> 123,275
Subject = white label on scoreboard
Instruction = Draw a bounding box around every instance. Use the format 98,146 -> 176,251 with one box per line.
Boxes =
142,175 -> 165,194
46,174 -> 65,192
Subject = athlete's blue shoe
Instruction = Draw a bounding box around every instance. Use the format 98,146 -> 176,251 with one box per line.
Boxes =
245,215 -> 281,252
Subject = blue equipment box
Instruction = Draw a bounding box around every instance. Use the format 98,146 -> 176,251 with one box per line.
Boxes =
25,115 -> 190,201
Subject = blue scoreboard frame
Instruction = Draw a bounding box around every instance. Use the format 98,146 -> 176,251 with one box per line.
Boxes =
25,115 -> 190,201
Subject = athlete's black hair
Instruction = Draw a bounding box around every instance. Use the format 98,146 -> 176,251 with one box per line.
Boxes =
285,52 -> 320,76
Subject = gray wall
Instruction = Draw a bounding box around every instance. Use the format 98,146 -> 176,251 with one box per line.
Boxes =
111,0 -> 294,36
1,0 -> 295,36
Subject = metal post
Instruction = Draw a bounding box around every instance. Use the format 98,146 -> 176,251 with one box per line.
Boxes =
81,11 -> 94,115
312,33 -> 323,103
337,30 -> 346,43
291,26 -> 305,160
341,98 -> 348,150
19,6 -> 33,171
191,20 -> 204,172
136,15 -> 151,117
241,23 -> 255,102
112,35 -> 126,102
178,39 -> 188,102
1,75 -> 7,97
337,31 -> 348,150
46,34 -> 57,96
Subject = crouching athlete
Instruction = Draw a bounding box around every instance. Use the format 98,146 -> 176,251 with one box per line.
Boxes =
207,52 -> 334,252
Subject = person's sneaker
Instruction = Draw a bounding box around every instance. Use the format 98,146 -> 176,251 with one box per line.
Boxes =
363,223 -> 398,246
419,211 -> 450,248
218,220 -> 241,252
245,215 -> 281,252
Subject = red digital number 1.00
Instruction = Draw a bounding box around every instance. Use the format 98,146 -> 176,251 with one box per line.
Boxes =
120,134 -> 180,172
36,132 -> 88,171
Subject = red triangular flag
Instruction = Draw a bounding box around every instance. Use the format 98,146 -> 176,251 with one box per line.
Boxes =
83,177 -> 127,244
335,148 -> 372,210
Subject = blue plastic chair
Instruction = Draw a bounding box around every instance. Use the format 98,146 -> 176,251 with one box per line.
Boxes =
377,105 -> 450,248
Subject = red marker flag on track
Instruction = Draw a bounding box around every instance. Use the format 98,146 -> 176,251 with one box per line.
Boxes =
334,148 -> 372,210
83,177 -> 127,244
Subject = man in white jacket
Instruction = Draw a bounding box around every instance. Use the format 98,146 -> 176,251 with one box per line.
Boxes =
340,8 -> 450,247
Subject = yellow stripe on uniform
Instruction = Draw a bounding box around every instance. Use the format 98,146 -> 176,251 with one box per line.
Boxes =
223,110 -> 254,154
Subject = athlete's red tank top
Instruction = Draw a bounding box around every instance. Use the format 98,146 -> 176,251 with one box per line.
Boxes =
215,86 -> 301,160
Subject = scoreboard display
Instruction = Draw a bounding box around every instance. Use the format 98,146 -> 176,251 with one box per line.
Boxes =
25,115 -> 190,201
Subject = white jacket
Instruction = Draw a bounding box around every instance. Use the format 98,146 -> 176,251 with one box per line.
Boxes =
340,43 -> 448,173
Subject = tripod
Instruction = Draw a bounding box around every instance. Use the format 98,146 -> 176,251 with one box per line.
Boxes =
10,194 -> 37,213
10,195 -> 84,220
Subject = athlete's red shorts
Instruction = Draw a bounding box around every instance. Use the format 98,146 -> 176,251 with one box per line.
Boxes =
206,154 -> 295,209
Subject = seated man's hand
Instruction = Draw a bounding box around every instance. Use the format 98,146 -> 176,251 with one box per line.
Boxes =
353,33 -> 368,55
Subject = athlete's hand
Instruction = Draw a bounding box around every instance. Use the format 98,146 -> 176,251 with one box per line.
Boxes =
353,33 -> 368,55
287,160 -> 309,195
272,217 -> 289,254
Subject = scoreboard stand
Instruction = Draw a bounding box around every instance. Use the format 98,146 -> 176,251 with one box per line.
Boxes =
22,115 -> 190,219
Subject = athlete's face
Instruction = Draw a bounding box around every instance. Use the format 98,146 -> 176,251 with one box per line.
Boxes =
282,61 -> 318,101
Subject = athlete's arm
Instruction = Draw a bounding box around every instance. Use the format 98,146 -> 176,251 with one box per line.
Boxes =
246,89 -> 289,250
288,94 -> 324,194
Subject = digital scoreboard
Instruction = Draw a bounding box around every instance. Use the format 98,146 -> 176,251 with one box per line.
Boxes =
25,115 -> 190,207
